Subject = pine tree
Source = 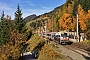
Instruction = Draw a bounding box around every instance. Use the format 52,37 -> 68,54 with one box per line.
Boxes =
14,4 -> 24,33
1,11 -> 4,22
0,11 -> 10,45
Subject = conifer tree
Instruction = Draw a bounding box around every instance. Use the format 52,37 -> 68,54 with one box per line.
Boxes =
1,11 -> 4,22
0,11 -> 9,45
14,4 -> 24,32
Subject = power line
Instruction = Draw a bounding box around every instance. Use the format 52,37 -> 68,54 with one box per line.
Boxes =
54,0 -> 60,8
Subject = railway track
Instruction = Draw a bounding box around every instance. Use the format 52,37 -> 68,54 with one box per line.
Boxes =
59,42 -> 90,60
68,43 -> 90,52
49,39 -> 90,59
43,35 -> 90,60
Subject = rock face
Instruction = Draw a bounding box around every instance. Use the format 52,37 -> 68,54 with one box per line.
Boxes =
24,14 -> 37,23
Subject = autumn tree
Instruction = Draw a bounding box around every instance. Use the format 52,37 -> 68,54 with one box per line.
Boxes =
47,15 -> 60,32
0,29 -> 27,60
47,18 -> 52,32
59,13 -> 76,31
77,4 -> 89,32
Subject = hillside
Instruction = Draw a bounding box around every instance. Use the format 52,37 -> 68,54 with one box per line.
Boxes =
26,0 -> 90,39
0,0 -> 90,60
25,0 -> 75,31
24,14 -> 37,23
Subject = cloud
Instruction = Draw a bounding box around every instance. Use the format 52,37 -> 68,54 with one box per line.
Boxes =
22,0 -> 35,6
0,2 -> 15,19
0,1 -> 52,19
29,2 -> 35,6
42,6 -> 51,9
0,2 -> 12,11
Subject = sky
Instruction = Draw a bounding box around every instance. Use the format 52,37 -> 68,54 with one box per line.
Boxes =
0,0 -> 66,19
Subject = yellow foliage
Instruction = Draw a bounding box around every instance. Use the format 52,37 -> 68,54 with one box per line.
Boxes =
68,3 -> 72,13
59,4 -> 90,31
38,44 -> 59,60
78,4 -> 90,31
59,13 -> 76,31
63,13 -> 70,18
0,29 -> 27,60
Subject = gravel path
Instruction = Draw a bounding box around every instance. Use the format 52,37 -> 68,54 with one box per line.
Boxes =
58,45 -> 86,60
50,41 -> 88,60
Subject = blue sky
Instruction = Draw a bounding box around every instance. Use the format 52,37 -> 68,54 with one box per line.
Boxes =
0,0 -> 66,19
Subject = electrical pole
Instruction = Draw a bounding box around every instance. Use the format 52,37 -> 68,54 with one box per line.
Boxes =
52,20 -> 53,32
45,19 -> 48,44
45,20 -> 47,37
76,12 -> 79,42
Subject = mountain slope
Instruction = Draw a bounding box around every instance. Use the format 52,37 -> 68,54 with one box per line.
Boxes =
26,0 -> 90,33
24,14 -> 37,23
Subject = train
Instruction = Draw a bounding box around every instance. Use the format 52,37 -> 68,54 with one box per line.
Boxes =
42,31 -> 70,44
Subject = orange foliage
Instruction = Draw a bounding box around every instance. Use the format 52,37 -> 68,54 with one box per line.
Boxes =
78,4 -> 90,31
68,3 -> 72,13
78,4 -> 87,31
0,29 -> 27,60
38,44 -> 59,60
59,13 -> 76,31
87,10 -> 90,19
59,4 -> 90,31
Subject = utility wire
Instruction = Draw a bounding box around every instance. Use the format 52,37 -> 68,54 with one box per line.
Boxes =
54,0 -> 60,8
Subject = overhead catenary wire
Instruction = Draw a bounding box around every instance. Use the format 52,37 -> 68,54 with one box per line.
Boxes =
54,0 -> 60,8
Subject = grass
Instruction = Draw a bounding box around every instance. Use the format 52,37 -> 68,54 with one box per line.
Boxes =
25,17 -> 43,29
38,44 -> 72,60
81,40 -> 90,46
26,34 -> 72,60
26,34 -> 45,51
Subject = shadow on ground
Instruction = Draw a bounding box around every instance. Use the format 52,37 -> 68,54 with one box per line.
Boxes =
82,54 -> 90,60
18,54 -> 37,60
61,41 -> 73,45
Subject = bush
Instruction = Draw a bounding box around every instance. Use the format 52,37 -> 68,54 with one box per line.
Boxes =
86,30 -> 90,40
0,29 -> 27,60
38,44 -> 61,60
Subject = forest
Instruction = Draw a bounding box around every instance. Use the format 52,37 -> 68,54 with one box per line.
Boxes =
0,0 -> 90,59
0,5 -> 32,59
27,0 -> 90,39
